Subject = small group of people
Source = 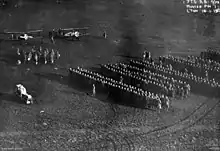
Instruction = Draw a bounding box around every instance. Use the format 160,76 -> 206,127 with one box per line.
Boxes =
16,46 -> 60,65
143,51 -> 152,61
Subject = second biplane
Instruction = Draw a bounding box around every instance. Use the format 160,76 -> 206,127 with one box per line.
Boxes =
48,27 -> 90,42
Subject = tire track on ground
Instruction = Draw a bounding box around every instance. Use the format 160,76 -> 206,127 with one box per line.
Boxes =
127,99 -> 219,150
0,92 -> 155,134
0,95 -> 208,133
117,98 -> 220,150
73,98 -> 218,150
159,99 -> 220,137
1,95 -> 217,150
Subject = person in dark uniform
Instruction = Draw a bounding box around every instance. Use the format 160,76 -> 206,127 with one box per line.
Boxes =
11,34 -> 15,40
103,31 -> 107,39
58,28 -> 63,36
49,29 -> 56,44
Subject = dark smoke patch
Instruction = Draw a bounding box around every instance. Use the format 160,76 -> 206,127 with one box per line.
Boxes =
116,1 -> 142,63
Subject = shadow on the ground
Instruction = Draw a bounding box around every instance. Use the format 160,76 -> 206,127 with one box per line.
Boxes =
0,91 -> 24,105
0,53 -> 19,66
34,71 -> 154,111
34,72 -> 71,87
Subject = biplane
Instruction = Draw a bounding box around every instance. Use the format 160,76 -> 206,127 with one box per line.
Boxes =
49,27 -> 90,42
0,29 -> 43,41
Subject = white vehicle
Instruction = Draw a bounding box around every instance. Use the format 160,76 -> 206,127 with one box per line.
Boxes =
15,84 -> 34,105
15,84 -> 27,97
22,93 -> 34,105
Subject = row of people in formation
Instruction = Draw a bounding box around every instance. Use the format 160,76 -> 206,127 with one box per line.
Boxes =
16,46 -> 60,65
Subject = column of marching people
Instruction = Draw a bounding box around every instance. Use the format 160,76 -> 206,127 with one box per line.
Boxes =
200,49 -> 220,62
102,63 -> 191,99
67,50 -> 220,111
69,67 -> 171,111
67,49 -> 220,111
139,52 -> 220,96
160,54 -> 220,80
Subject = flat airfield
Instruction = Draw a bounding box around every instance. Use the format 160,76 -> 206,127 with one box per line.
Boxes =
0,0 -> 219,150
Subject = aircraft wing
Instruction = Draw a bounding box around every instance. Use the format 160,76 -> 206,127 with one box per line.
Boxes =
27,29 -> 43,33
1,31 -> 23,34
62,27 -> 89,31
1,29 -> 43,34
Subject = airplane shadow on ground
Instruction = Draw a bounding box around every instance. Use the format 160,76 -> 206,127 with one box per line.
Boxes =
34,71 -> 153,111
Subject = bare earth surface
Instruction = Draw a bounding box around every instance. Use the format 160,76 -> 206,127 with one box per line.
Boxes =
0,0 -> 219,150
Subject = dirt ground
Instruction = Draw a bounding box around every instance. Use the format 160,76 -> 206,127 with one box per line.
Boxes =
0,0 -> 219,150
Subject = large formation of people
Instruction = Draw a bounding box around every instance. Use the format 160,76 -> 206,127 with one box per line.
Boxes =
160,55 -> 220,80
68,49 -> 220,111
101,63 -> 190,99
130,58 -> 220,96
69,67 -> 170,110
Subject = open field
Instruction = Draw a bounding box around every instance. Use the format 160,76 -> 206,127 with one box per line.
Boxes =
0,0 -> 219,150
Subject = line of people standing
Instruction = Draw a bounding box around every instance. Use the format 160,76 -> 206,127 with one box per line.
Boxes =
16,46 -> 60,65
